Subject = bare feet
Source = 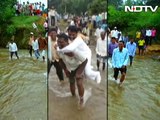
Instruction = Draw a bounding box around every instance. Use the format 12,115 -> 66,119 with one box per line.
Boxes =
78,97 -> 84,110
77,88 -> 92,110
119,82 -> 123,87
95,72 -> 101,84
60,80 -> 65,85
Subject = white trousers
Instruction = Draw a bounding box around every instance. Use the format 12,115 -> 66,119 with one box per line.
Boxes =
84,53 -> 100,81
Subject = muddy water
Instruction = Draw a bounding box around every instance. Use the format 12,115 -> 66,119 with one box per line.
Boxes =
0,49 -> 47,120
108,55 -> 160,120
48,46 -> 107,120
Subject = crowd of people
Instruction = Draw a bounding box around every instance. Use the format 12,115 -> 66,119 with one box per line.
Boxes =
8,4 -> 158,109
46,9 -> 108,109
8,31 -> 47,62
14,1 -> 46,16
28,32 -> 47,61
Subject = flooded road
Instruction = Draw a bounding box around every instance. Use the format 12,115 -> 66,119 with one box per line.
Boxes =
108,55 -> 160,120
0,49 -> 47,120
48,45 -> 107,120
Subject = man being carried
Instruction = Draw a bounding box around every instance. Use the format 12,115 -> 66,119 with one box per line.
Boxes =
58,26 -> 101,84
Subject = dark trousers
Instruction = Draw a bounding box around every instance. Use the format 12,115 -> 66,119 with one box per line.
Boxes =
145,36 -> 151,46
129,55 -> 133,66
48,60 -> 64,81
114,66 -> 127,80
28,45 -> 33,57
69,59 -> 88,84
10,51 -> 19,60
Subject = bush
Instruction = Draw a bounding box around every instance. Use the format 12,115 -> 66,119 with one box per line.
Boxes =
108,5 -> 160,41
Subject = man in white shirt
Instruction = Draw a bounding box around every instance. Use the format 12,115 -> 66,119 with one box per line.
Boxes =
96,31 -> 107,70
57,33 -> 89,109
145,28 -> 152,46
70,18 -> 75,26
94,26 -> 103,40
111,27 -> 119,41
9,40 -> 19,60
48,28 -> 64,82
48,7 -> 57,27
32,37 -> 40,59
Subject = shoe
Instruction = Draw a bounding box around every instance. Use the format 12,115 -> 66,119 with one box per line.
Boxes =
95,72 -> 101,84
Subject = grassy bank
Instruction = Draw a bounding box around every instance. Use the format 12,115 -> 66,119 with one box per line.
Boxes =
0,16 -> 45,49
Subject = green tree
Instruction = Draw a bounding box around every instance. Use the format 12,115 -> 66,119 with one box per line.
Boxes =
146,0 -> 160,7
88,0 -> 107,15
49,0 -> 92,15
108,0 -> 123,9
0,0 -> 16,35
108,5 -> 160,38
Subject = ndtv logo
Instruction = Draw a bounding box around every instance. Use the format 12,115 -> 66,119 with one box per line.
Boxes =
125,6 -> 158,12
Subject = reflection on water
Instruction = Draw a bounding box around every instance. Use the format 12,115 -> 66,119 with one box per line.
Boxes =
0,49 -> 47,120
48,46 -> 106,120
108,55 -> 160,120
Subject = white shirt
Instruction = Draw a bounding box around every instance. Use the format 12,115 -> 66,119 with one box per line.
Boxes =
9,42 -> 18,52
32,39 -> 39,50
70,20 -> 75,26
59,52 -> 82,71
111,30 -> 119,39
146,29 -> 152,37
95,28 -> 103,39
92,15 -> 96,21
43,22 -> 48,28
48,36 -> 52,61
37,4 -> 40,10
96,38 -> 107,56
59,36 -> 91,62
107,34 -> 111,45
48,36 -> 60,62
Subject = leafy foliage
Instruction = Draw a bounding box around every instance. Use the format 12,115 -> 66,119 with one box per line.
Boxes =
108,5 -> 160,38
0,0 -> 16,28
49,0 -> 92,15
88,0 -> 107,15
49,0 -> 106,15
146,0 -> 160,7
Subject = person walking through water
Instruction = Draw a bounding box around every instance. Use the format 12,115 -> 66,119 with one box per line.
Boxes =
28,32 -> 34,57
48,27 -> 64,83
126,38 -> 137,66
112,41 -> 129,86
9,40 -> 19,60
58,26 -> 101,84
37,32 -> 47,62
96,31 -> 107,71
57,33 -> 89,109
108,37 -> 118,58
32,36 -> 40,59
